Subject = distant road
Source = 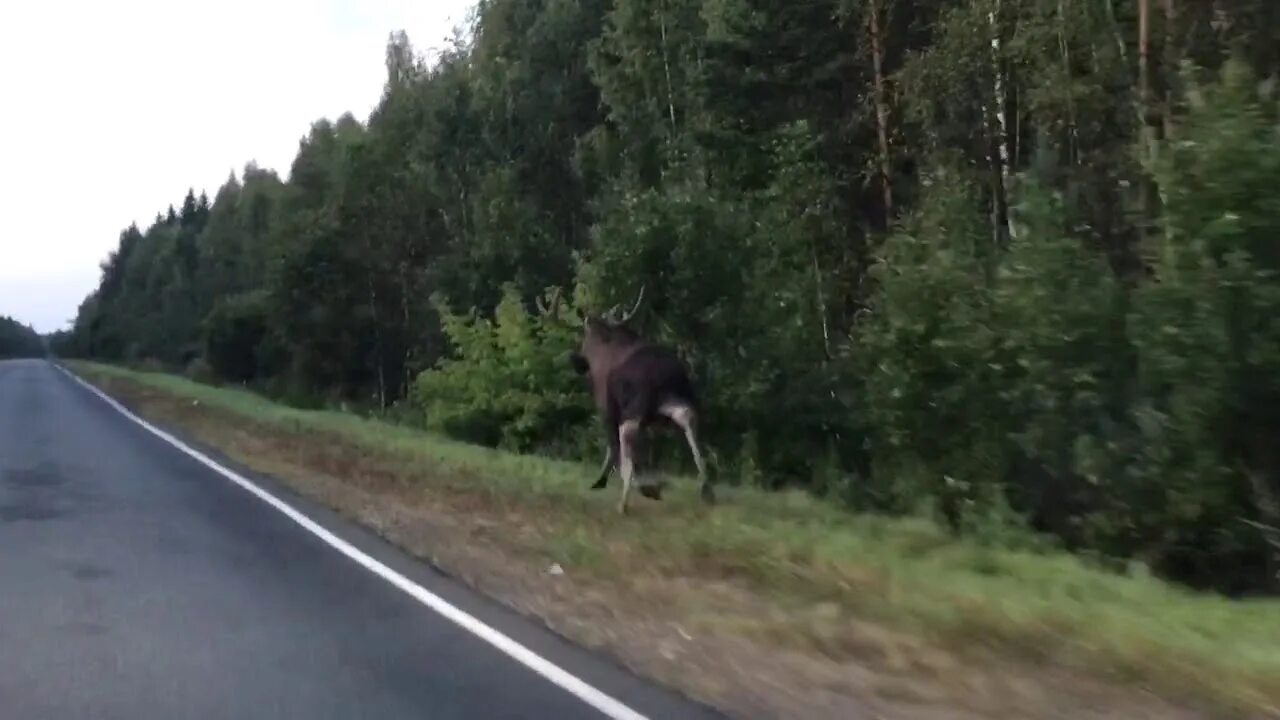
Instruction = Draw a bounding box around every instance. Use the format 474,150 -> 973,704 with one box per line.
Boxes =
0,359 -> 719,720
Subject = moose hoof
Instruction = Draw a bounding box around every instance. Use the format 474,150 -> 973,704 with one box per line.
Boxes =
590,478 -> 608,490
700,484 -> 716,505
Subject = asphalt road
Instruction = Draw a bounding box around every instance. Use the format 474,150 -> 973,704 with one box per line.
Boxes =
0,359 -> 721,720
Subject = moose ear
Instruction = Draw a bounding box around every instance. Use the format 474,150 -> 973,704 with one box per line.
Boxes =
569,353 -> 589,375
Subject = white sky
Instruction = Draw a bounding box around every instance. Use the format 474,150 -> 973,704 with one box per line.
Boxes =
0,0 -> 475,333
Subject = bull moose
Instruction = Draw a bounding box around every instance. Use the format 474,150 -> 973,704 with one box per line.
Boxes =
538,285 -> 714,514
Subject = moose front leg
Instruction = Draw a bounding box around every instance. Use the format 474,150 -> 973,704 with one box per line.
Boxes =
592,419 -> 619,490
599,422 -> 662,501
592,443 -> 614,490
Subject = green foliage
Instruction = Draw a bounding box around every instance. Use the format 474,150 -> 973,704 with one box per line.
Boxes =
58,2 -> 1280,593
856,166 -> 1005,515
581,128 -> 848,485
415,285 -> 594,455
996,178 -> 1124,466
203,290 -> 272,383
1101,59 -> 1280,585
0,316 -> 44,359
859,60 -> 1280,589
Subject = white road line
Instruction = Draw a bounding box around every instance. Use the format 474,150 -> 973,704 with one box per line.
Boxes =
56,364 -> 648,720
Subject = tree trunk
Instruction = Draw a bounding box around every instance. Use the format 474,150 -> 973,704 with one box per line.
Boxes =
1103,0 -> 1128,64
988,0 -> 1012,246
991,0 -> 1012,183
658,0 -> 678,137
362,234 -> 387,411
1138,0 -> 1151,150
811,245 -> 831,359
400,261 -> 413,399
868,0 -> 894,223
1160,0 -> 1177,141
1058,0 -> 1080,166
1137,0 -> 1156,264
368,272 -> 387,411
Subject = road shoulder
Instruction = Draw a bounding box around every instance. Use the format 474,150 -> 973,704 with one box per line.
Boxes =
64,362 -> 1232,720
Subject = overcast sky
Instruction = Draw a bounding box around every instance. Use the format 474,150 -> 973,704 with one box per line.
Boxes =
0,0 -> 474,333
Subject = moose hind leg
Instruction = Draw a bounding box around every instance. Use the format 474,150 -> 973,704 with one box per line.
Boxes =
660,401 -> 714,504
592,442 -> 614,490
617,419 -> 641,514
592,416 -> 619,490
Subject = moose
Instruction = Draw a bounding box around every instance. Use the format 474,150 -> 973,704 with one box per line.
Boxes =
538,285 -> 714,514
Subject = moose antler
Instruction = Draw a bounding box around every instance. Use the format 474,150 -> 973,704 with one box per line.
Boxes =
536,287 -> 584,327
605,284 -> 646,325
535,287 -> 561,317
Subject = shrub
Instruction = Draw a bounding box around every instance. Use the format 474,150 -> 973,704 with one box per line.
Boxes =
414,284 -> 595,456
202,290 -> 271,383
854,164 -> 1010,520
1099,59 -> 1280,589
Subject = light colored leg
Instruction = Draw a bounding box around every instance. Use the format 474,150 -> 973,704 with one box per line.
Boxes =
661,401 -> 714,503
617,419 -> 641,514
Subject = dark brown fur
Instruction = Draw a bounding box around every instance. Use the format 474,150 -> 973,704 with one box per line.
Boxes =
542,287 -> 713,513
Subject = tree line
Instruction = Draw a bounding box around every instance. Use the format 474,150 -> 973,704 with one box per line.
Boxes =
0,316 -> 44,359
56,0 -> 1280,593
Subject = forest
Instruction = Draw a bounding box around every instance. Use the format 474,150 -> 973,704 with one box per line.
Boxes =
0,316 -> 44,359
55,0 -> 1280,594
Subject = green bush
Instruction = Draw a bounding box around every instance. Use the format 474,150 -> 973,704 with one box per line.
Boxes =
202,290 -> 271,383
856,60 -> 1280,591
1099,59 -> 1280,588
414,284 -> 596,456
581,127 -> 851,487
855,166 -> 1011,520
183,356 -> 218,385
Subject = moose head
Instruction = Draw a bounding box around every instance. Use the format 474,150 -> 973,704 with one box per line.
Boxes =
538,285 -> 713,514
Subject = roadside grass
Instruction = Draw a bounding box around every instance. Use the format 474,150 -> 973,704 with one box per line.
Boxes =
70,360 -> 1280,717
